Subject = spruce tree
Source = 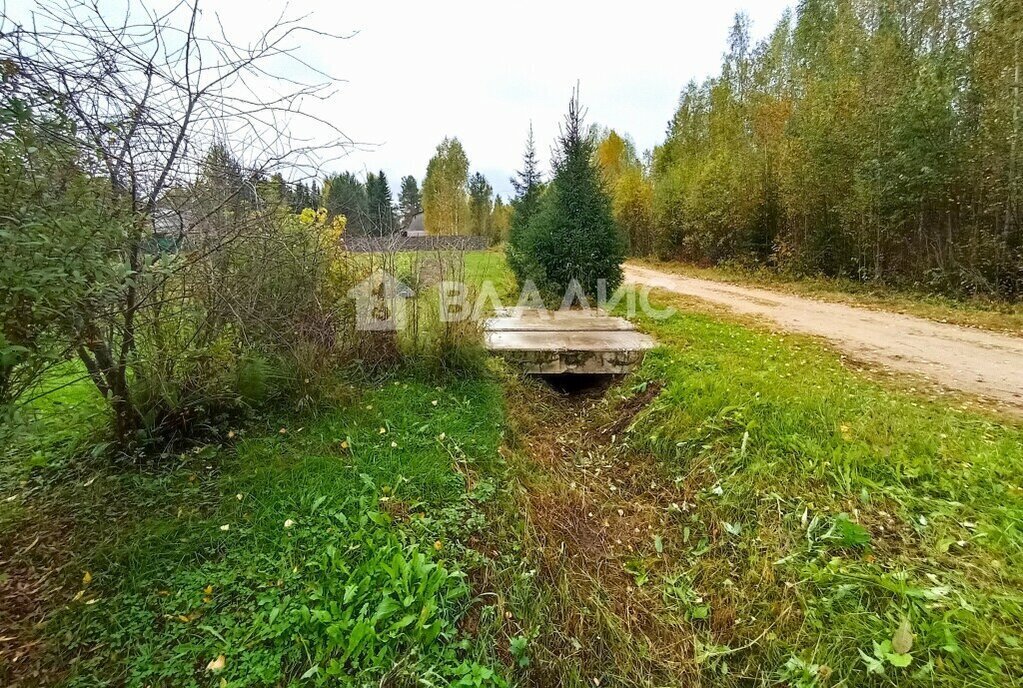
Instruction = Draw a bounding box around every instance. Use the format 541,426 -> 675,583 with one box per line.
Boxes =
520,90 -> 624,299
397,175 -> 422,226
467,172 -> 494,236
290,181 -> 310,212
506,123 -> 544,281
366,171 -> 395,235
325,172 -> 368,234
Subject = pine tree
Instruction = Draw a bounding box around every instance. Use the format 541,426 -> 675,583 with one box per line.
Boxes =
519,90 -> 625,299
366,171 -> 395,235
290,181 -> 310,212
491,195 -> 512,244
506,123 -> 544,280
324,172 -> 368,235
397,175 -> 422,227
196,142 -> 249,213
467,172 -> 494,237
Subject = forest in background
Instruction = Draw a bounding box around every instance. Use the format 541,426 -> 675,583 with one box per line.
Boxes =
283,138 -> 511,241
239,0 -> 1023,300
594,0 -> 1023,297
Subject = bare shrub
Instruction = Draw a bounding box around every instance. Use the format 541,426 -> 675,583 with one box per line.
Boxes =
0,0 -> 350,445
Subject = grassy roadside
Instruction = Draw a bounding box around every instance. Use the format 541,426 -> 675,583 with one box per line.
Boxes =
620,290 -> 1023,684
495,302 -> 1023,685
475,254 -> 1023,685
631,258 -> 1023,335
3,251 -> 1022,687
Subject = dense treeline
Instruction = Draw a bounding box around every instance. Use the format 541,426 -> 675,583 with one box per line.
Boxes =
640,0 -> 1022,297
284,139 -> 506,240
422,137 -> 509,240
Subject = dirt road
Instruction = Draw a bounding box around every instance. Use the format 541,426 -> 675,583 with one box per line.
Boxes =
624,264 -> 1023,414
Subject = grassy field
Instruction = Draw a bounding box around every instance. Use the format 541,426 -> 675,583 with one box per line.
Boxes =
632,258 -> 1023,335
2,250 -> 1022,686
1,367 -> 512,686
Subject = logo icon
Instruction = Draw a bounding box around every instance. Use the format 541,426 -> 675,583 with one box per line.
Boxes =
346,270 -> 414,331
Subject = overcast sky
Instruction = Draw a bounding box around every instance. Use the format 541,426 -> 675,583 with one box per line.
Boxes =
12,0 -> 795,198
225,0 -> 795,198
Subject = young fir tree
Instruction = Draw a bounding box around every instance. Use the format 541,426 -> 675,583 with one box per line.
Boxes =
506,123 -> 544,281
521,91 -> 624,299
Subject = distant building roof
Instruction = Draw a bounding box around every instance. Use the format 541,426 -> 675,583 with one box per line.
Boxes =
401,212 -> 426,237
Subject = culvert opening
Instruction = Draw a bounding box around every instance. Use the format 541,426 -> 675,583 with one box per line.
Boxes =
539,373 -> 620,395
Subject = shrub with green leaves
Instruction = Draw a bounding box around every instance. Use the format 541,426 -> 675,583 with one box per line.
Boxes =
0,114 -> 127,413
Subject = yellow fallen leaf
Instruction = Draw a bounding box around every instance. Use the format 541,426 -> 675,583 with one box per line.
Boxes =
431,400 -> 438,406
82,571 -> 92,585
433,540 -> 443,551
378,427 -> 386,434
206,654 -> 226,673
178,614 -> 191,623
340,440 -> 350,450
219,524 -> 230,531
279,427 -> 288,435
284,519 -> 295,529
391,441 -> 398,448
203,585 -> 214,596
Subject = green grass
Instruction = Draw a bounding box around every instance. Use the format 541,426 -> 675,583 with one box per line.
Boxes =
618,292 -> 1023,685
452,253 -> 1023,685
463,250 -> 517,301
347,249 -> 515,296
633,258 -> 1023,335
4,250 -> 1023,687
1,362 -> 107,472
1,372 -> 509,686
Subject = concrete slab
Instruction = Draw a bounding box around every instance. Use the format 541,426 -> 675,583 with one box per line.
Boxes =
484,309 -> 637,332
484,308 -> 655,375
486,330 -> 656,352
